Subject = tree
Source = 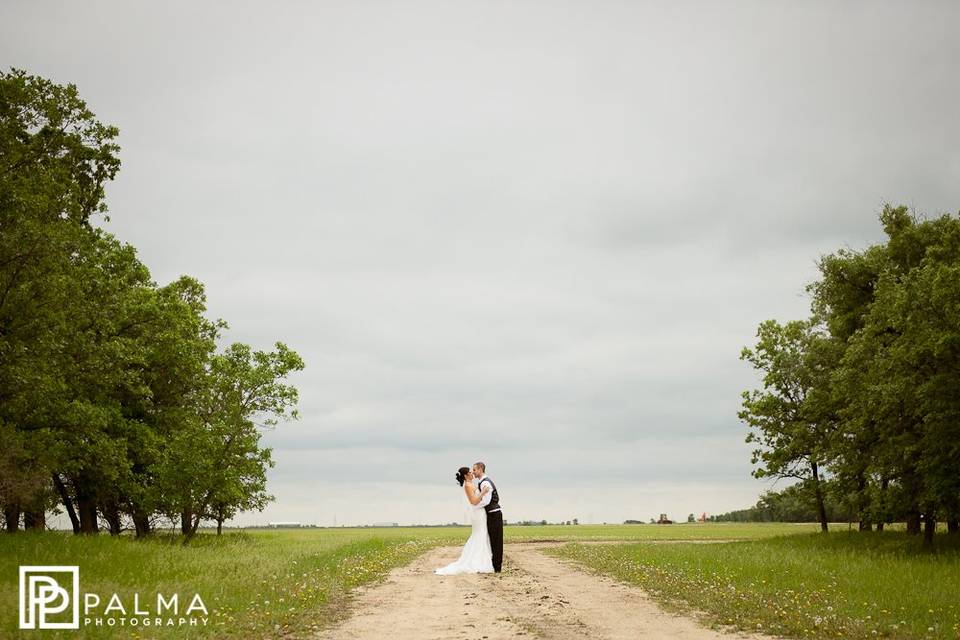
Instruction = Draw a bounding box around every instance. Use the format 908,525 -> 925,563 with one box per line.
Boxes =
739,318 -> 840,531
0,420 -> 58,531
811,206 -> 960,545
2,69 -> 304,538
117,275 -> 223,537
0,68 -> 121,532
172,342 -> 304,543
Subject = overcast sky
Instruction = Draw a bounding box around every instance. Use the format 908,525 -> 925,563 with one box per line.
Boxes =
4,2 -> 960,526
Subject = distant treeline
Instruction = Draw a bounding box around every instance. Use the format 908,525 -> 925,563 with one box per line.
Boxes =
709,482 -> 848,523
0,69 -> 304,540
739,206 -> 960,545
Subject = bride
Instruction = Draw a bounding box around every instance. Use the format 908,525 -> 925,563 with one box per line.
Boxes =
435,467 -> 495,575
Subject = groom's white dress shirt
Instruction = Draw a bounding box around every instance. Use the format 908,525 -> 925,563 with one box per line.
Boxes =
476,475 -> 500,513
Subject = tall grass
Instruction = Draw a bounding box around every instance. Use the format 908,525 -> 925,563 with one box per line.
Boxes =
550,530 -> 960,639
0,529 -> 432,639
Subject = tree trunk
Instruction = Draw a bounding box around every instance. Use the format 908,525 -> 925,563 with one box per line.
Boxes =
906,510 -> 921,535
856,472 -> 872,531
876,477 -> 889,532
102,504 -> 122,536
183,512 -> 203,544
75,479 -> 99,534
52,473 -> 81,534
903,466 -> 923,535
943,499 -> 960,534
3,504 -> 20,532
132,510 -> 151,538
181,509 -> 192,536
215,504 -> 227,535
923,513 -> 936,546
23,510 -> 46,531
811,461 -> 829,532
77,499 -> 98,533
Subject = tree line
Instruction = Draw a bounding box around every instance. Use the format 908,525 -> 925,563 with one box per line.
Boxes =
739,206 -> 960,545
0,69 -> 304,540
709,482 -> 849,523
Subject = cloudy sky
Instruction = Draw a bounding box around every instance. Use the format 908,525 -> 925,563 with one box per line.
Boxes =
4,2 -> 960,526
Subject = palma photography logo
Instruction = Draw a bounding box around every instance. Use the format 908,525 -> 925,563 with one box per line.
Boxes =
19,566 -> 80,630
17,564 -> 209,631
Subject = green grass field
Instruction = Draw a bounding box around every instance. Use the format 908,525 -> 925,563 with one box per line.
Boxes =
1,523 -> 956,638
550,528 -> 960,639
0,522 -> 808,639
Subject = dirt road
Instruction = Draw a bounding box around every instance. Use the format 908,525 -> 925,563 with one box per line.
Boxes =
314,542 -> 772,640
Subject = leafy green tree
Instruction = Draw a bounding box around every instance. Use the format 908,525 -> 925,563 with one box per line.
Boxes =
2,68 -> 304,539
739,318 -> 841,531
0,420 -> 59,530
166,342 -> 304,543
810,205 -> 960,544
0,68 -> 120,531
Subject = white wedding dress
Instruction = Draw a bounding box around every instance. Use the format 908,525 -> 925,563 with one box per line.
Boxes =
435,487 -> 494,575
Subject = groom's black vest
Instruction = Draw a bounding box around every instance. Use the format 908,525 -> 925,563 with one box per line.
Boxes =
478,476 -> 500,513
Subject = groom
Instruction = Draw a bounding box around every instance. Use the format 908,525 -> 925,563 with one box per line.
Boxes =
472,461 -> 503,573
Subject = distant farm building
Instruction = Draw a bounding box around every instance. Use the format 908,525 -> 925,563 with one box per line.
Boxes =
657,513 -> 674,524
268,522 -> 302,528
372,522 -> 399,527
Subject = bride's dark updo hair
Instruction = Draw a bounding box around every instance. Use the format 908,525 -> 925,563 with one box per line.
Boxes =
455,466 -> 470,486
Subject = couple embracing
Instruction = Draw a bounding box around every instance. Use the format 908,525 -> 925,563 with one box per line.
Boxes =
435,461 -> 503,575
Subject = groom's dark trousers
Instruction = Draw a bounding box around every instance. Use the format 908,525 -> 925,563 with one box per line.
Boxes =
487,510 -> 503,572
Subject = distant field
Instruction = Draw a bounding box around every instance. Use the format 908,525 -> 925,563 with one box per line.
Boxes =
551,529 -> 960,639
502,521 -> 821,541
2,522 -> 951,638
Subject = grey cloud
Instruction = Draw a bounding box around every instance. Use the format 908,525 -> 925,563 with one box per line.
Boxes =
4,0 -> 959,525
